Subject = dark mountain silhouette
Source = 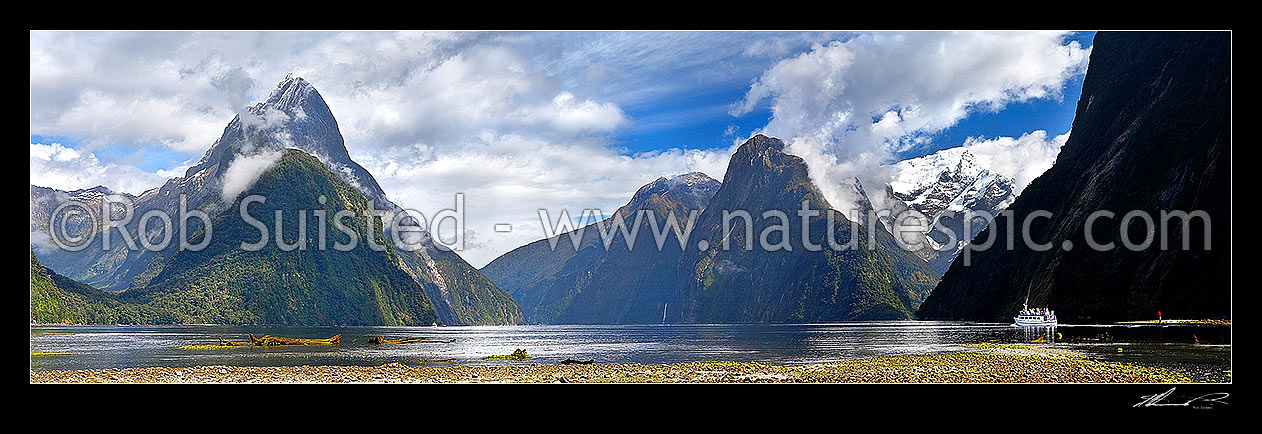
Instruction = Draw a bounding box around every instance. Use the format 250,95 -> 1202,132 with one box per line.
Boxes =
917,32 -> 1231,322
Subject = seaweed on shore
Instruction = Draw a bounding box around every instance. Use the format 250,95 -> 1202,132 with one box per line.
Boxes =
368,336 -> 453,344
177,334 -> 342,350
487,349 -> 530,360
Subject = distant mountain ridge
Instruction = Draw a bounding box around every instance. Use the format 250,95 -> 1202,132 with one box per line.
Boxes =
481,172 -> 721,324
483,135 -> 939,323
886,147 -> 1017,274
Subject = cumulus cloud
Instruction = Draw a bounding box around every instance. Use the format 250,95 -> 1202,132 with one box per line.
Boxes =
32,31 -> 777,267
355,134 -> 733,267
958,130 -> 1070,195
210,66 -> 257,112
29,31 -> 1086,267
734,31 -> 1090,213
30,142 -> 167,195
240,106 -> 292,131
39,90 -> 228,153
31,31 -> 834,159
220,150 -> 283,202
324,44 -> 633,149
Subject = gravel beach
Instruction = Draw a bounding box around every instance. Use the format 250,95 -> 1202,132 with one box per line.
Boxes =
30,345 -> 1191,383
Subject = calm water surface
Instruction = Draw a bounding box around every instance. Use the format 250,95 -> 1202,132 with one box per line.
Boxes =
29,322 -> 1231,382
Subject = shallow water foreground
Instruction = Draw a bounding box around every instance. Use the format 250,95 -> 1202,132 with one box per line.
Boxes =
29,322 -> 1230,383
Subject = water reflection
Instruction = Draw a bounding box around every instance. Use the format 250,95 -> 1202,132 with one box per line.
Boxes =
30,322 -> 1230,381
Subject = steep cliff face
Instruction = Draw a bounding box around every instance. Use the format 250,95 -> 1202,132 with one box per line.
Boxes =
485,135 -> 940,324
917,32 -> 1231,322
677,135 -> 938,323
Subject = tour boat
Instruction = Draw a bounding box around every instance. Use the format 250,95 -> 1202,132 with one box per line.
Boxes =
1014,303 -> 1057,326
1013,284 -> 1058,327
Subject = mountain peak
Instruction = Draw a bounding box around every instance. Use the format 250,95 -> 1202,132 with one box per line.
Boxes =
955,149 -> 980,176
164,73 -> 392,221
739,134 -> 786,153
671,171 -> 718,187
627,172 -> 721,213
254,74 -> 322,116
71,185 -> 115,196
958,148 -> 975,162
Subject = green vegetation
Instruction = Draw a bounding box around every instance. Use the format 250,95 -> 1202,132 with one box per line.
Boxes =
400,247 -> 525,325
31,249 -> 182,324
176,344 -> 236,350
32,150 -> 444,326
120,149 -> 438,326
487,349 -> 531,360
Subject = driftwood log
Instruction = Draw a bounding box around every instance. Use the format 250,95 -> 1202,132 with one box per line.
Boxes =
211,334 -> 340,347
237,334 -> 341,346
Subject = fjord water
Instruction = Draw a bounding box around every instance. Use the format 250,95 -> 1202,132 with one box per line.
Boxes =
30,322 -> 1230,382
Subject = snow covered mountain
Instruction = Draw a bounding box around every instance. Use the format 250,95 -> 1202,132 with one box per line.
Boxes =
886,147 -> 1016,275
625,172 -> 722,213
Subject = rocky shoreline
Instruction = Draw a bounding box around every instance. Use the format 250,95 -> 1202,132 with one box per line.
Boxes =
31,345 -> 1191,383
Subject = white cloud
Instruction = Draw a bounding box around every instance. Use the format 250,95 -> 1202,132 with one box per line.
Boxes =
30,31 -> 835,160
220,149 -> 283,202
959,130 -> 1070,195
30,142 -> 167,195
529,91 -> 628,135
240,106 -> 292,131
321,44 -> 632,150
43,90 -> 227,153
31,31 -> 766,267
29,31 -> 1086,267
734,31 -> 1090,212
209,66 -> 257,112
354,134 -> 733,267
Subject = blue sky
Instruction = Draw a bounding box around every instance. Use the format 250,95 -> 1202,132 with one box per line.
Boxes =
30,31 -> 1095,266
919,31 -> 1093,159
609,31 -> 1095,161
31,31 -> 1095,179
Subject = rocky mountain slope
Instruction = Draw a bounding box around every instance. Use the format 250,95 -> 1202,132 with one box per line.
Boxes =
678,135 -> 938,322
917,32 -> 1231,322
30,76 -> 522,325
887,148 -> 1016,274
481,172 -> 721,323
484,135 -> 940,323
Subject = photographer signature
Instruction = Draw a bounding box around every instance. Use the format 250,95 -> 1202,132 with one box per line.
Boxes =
1134,387 -> 1228,408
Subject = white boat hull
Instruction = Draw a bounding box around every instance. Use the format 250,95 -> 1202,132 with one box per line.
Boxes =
1013,317 -> 1058,327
